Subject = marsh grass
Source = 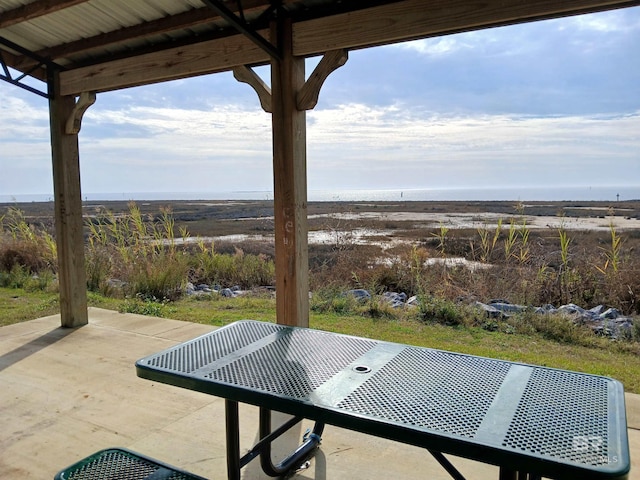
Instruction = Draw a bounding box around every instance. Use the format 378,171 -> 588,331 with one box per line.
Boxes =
83,203 -> 275,300
1,202 -> 639,354
0,207 -> 57,276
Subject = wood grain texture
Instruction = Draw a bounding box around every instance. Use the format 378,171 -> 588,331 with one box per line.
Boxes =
296,49 -> 347,111
271,18 -> 309,327
65,91 -> 96,134
292,0 -> 640,56
233,65 -> 272,113
59,32 -> 271,95
0,0 -> 89,29
48,72 -> 88,327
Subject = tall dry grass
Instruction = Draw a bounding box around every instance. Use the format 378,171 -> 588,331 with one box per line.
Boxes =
0,207 -> 57,291
85,203 -> 275,299
1,203 -> 638,318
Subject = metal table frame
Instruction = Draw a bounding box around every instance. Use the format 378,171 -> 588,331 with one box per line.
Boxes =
136,320 -> 630,480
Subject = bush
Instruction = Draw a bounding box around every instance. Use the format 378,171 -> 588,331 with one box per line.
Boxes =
311,287 -> 359,314
119,295 -> 172,317
509,311 -> 597,347
418,295 -> 467,326
190,242 -> 275,288
0,265 -> 54,291
126,253 -> 189,302
85,247 -> 113,294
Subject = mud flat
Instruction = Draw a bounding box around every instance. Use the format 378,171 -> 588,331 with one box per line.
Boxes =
4,198 -> 640,241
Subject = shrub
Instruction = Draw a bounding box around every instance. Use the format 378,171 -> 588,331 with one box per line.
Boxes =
510,311 -> 597,347
418,295 -> 467,326
0,207 -> 57,274
119,295 -> 172,317
125,253 -> 189,302
190,241 -> 275,288
85,247 -> 113,294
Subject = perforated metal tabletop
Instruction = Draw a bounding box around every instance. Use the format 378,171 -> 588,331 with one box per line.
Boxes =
136,320 -> 630,480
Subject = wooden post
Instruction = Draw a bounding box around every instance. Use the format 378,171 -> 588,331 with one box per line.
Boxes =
48,70 -> 88,327
271,17 -> 309,327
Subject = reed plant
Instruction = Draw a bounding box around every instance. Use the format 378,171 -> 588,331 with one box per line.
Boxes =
85,203 -> 189,300
432,223 -> 449,256
85,202 -> 277,300
596,219 -> 623,275
0,207 -> 57,277
476,219 -> 502,263
504,218 -> 519,261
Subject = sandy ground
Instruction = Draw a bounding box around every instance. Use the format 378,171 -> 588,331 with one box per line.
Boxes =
312,212 -> 640,231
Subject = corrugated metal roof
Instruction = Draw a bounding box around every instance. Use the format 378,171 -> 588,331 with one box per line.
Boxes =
1,0 -> 208,57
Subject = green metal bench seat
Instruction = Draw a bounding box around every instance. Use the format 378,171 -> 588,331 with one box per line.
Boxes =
54,448 -> 207,480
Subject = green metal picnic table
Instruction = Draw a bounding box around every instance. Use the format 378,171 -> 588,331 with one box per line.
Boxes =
135,320 -> 630,480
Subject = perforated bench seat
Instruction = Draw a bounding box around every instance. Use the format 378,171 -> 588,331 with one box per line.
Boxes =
54,448 -> 208,480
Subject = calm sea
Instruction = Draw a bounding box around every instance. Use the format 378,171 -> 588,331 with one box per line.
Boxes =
2,186 -> 639,203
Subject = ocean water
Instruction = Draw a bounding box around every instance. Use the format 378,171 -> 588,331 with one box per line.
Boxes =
2,186 -> 639,203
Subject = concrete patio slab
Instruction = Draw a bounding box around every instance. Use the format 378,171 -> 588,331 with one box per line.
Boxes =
1,308 -> 637,479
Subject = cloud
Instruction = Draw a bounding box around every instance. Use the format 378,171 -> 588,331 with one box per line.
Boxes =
1,81 -> 638,194
398,36 -> 473,56
1,7 -> 639,196
0,91 -> 49,141
564,7 -> 640,32
305,105 -> 640,188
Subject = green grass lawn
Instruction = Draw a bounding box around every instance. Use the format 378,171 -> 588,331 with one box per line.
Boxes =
2,287 -> 639,393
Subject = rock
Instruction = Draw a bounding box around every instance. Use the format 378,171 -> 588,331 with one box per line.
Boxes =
474,301 -> 505,319
220,288 -> 235,298
534,304 -> 557,314
345,289 -> 371,302
407,295 -> 419,306
600,308 -> 621,320
487,302 -> 527,314
557,304 -> 587,315
107,278 -> 127,290
380,291 -> 410,308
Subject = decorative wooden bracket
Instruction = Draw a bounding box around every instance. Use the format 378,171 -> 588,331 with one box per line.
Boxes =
297,49 -> 348,111
233,66 -> 272,113
65,91 -> 96,134
234,49 -> 348,113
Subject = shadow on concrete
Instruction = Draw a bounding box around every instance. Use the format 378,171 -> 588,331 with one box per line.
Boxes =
0,326 -> 77,373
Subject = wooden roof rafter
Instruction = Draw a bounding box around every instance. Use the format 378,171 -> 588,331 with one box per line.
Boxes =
9,0 -> 272,72
0,0 -> 91,29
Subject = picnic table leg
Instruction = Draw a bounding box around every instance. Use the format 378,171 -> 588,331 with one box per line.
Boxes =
428,450 -> 467,480
225,399 -> 241,480
259,407 -> 324,477
499,469 -> 516,480
499,468 -> 541,480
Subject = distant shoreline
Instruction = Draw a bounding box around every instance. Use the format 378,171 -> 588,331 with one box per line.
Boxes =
2,185 -> 639,204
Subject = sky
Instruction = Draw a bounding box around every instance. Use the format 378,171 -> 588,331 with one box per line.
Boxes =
1,6 -> 639,200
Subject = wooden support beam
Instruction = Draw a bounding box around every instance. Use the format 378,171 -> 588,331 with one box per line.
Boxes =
59,32 -> 270,95
271,17 -> 309,327
65,91 -> 96,134
297,49 -> 347,111
292,0 -> 640,56
233,65 -> 272,113
0,0 -> 89,29
48,71 -> 88,328
12,0 -> 270,72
